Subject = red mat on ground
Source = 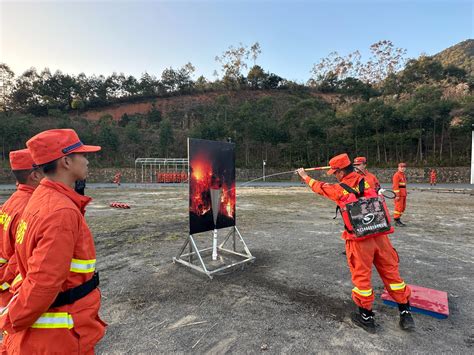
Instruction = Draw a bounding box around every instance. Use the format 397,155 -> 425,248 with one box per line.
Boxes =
382,284 -> 449,319
109,202 -> 131,209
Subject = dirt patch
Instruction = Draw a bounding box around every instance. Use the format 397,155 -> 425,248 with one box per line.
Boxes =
81,91 -> 339,121
1,187 -> 472,353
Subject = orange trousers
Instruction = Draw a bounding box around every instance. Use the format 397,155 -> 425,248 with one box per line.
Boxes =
394,196 -> 406,219
0,291 -> 13,310
345,235 -> 411,310
1,330 -> 96,355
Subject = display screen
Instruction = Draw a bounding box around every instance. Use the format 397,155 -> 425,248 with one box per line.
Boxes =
188,138 -> 236,235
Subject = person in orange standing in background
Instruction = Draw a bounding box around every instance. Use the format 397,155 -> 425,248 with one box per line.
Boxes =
429,169 -> 437,186
353,156 -> 381,192
0,129 -> 106,354
113,171 -> 122,186
393,162 -> 408,226
297,154 -> 414,333
0,150 -> 43,308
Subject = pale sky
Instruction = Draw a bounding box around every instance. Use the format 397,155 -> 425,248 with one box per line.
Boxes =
1,0 -> 472,82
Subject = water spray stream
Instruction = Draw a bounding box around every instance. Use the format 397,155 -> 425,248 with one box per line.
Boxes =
236,166 -> 331,188
238,170 -> 298,187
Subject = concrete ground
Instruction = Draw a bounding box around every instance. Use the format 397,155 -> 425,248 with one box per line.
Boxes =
1,185 -> 473,353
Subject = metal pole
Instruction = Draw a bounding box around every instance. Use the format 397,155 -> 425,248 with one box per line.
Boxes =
212,229 -> 218,261
233,226 -> 236,251
189,238 -> 193,263
263,160 -> 266,182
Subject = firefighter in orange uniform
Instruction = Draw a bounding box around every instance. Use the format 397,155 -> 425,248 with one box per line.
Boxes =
0,150 -> 43,308
353,156 -> 380,192
393,163 -> 408,226
113,171 -> 122,186
297,154 -> 414,333
0,129 -> 106,354
429,169 -> 437,186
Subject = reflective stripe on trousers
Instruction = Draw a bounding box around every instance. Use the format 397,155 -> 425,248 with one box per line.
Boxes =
390,281 -> 406,291
352,287 -> 373,297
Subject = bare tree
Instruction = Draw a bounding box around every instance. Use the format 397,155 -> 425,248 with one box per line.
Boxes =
310,50 -> 362,83
310,40 -> 407,85
215,43 -> 249,82
360,40 -> 407,83
0,63 -> 15,111
250,42 -> 262,66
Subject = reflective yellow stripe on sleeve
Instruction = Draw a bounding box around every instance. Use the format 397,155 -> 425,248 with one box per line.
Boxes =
70,258 -> 96,273
0,258 -> 8,264
31,312 -> 74,329
352,287 -> 373,297
308,179 -> 316,188
2,215 -> 11,231
390,282 -> 406,291
11,274 -> 22,287
0,282 -> 10,291
15,220 -> 27,244
393,190 -> 400,193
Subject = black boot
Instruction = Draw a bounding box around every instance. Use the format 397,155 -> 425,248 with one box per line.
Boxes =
351,307 -> 376,334
395,219 -> 406,227
398,303 -> 415,331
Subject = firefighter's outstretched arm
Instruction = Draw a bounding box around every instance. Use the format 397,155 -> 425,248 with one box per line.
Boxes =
296,168 -> 309,180
296,168 -> 342,202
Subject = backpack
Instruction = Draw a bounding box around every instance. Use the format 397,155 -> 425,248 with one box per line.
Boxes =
337,179 -> 394,240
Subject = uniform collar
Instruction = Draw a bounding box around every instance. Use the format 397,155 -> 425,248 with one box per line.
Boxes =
341,171 -> 361,185
17,184 -> 36,194
41,179 -> 92,214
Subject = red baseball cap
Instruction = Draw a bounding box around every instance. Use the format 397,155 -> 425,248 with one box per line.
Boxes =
353,156 -> 367,165
327,153 -> 352,175
27,129 -> 101,165
398,162 -> 407,168
9,149 -> 36,170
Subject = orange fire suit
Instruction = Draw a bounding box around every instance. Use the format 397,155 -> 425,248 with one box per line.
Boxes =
0,179 -> 106,354
357,170 -> 380,192
0,185 -> 35,307
113,173 -> 121,185
304,172 -> 410,310
392,171 -> 407,219
430,171 -> 437,185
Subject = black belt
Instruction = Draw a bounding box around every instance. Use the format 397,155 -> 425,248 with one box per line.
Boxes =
51,272 -> 100,308
399,186 -> 406,188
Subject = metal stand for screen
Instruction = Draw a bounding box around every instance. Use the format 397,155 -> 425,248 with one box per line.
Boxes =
173,226 -> 255,279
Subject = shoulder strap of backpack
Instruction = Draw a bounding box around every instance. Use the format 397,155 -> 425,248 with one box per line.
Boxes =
340,178 -> 365,198
339,183 -> 358,196
358,178 -> 365,196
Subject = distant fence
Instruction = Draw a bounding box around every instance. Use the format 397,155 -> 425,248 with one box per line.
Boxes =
0,166 -> 470,184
